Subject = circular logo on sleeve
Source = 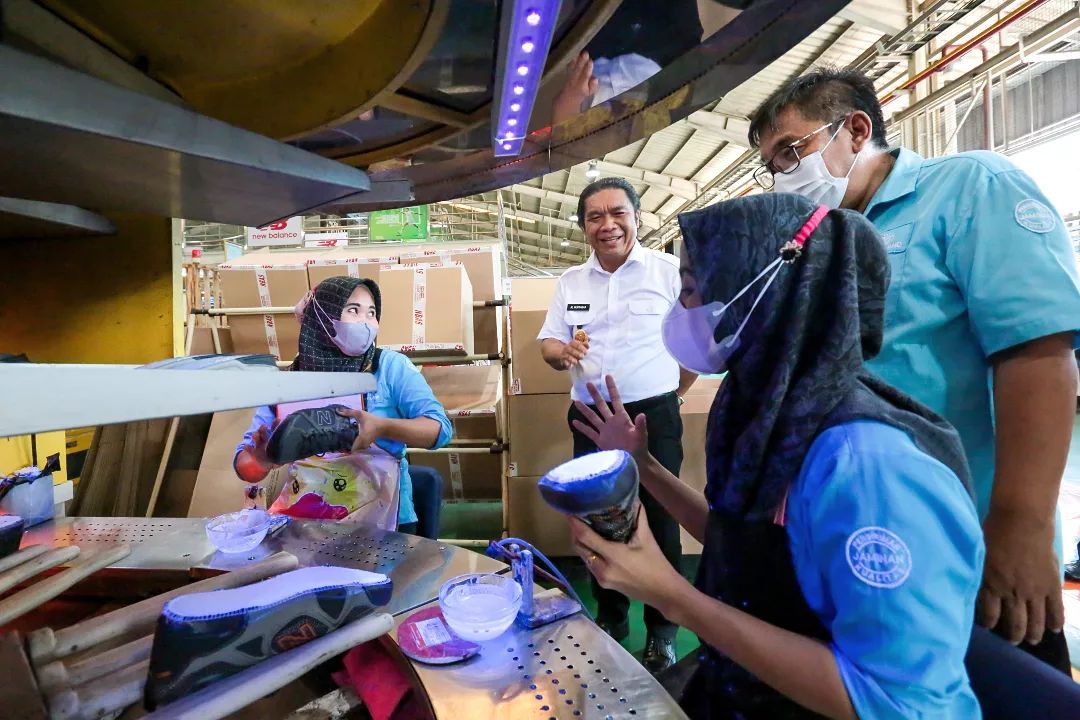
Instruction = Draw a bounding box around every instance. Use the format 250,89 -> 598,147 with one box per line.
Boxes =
845,526 -> 912,589
1014,199 -> 1057,233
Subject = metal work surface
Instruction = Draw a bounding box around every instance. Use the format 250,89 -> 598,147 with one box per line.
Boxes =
23,517 -> 505,618
393,602 -> 688,720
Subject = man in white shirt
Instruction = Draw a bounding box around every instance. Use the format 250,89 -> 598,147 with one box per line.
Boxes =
538,177 -> 697,674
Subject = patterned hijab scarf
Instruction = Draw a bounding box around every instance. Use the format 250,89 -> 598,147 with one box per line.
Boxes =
292,276 -> 382,373
677,193 -> 970,521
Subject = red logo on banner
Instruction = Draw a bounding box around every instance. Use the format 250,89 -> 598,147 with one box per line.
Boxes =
259,220 -> 289,231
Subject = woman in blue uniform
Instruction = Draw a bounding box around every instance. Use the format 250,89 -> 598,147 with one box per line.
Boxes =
570,193 -> 984,718
234,275 -> 452,536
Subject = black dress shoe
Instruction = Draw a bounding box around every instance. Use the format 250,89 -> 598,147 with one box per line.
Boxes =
597,618 -> 630,643
266,405 -> 358,465
1066,559 -> 1080,583
642,632 -> 677,675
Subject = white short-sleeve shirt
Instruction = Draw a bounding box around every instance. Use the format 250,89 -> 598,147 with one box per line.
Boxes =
537,243 -> 681,404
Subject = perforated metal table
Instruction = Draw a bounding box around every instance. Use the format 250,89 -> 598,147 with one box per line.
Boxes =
22,517 -> 687,719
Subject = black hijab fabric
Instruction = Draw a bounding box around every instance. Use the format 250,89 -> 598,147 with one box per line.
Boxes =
677,193 -> 970,522
292,276 -> 381,373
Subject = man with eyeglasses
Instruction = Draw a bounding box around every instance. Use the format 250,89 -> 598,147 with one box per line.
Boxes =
748,67 -> 1080,675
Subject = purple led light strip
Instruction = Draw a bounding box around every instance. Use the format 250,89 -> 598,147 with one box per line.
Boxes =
492,1 -> 561,157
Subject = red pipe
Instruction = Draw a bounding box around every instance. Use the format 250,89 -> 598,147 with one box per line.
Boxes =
881,0 -> 1048,105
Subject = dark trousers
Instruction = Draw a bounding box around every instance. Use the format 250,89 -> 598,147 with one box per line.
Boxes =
568,391 -> 684,635
404,465 -> 444,540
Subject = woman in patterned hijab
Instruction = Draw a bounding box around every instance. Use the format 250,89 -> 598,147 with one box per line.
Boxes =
568,193 -> 984,718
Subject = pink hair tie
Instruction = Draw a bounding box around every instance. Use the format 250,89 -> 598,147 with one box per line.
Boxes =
780,205 -> 830,263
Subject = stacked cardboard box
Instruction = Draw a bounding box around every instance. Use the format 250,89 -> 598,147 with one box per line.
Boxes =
410,363 -> 504,501
506,277 -> 576,554
378,264 -> 474,355
217,250 -> 311,360
307,248 -> 398,289
216,247 -> 478,360
400,243 -> 505,358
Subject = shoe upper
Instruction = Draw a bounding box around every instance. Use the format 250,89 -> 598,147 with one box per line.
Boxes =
266,405 -> 359,465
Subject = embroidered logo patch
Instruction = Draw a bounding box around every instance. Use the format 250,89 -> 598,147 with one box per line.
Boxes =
1014,199 -> 1056,233
845,526 -> 912,588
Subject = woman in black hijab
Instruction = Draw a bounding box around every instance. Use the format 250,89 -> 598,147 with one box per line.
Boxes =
569,193 -> 983,718
233,276 -> 451,535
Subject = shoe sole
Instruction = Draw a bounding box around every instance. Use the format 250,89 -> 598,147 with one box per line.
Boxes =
145,567 -> 391,709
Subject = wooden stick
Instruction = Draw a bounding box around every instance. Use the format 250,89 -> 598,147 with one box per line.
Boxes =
0,546 -> 129,627
27,551 -> 299,667
0,546 -> 81,596
144,418 -> 179,518
36,634 -> 153,693
146,613 -> 395,720
0,544 -> 50,576
46,659 -> 148,720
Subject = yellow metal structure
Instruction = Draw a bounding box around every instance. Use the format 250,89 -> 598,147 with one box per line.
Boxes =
36,0 -> 444,140
0,212 -> 176,364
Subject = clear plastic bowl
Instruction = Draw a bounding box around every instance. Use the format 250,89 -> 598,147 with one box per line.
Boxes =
205,509 -> 271,553
438,573 -> 522,642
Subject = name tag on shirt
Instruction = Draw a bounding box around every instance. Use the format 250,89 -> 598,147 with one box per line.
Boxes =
566,303 -> 590,311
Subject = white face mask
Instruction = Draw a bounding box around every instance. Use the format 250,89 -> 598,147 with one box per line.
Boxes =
661,258 -> 785,375
662,205 -> 830,374
773,123 -> 861,209
313,298 -> 376,357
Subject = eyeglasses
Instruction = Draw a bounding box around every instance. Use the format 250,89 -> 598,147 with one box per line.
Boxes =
752,121 -> 839,190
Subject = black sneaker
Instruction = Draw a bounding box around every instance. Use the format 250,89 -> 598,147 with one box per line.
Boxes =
1066,559 -> 1080,583
266,405 -> 358,465
642,631 -> 677,675
144,566 -> 392,709
597,618 -> 630,643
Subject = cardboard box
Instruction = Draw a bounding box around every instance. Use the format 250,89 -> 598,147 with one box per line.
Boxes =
507,475 -> 576,556
189,409 -> 255,518
228,313 -> 300,360
508,393 -> 572,477
217,250 -> 310,359
307,249 -> 397,290
677,377 -> 722,554
218,250 -> 311,308
378,264 -> 474,354
473,305 -> 504,356
413,363 -> 504,500
400,243 -> 502,302
510,277 -> 571,395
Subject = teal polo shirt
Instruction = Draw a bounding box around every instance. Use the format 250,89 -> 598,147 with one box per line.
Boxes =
863,148 -> 1080,552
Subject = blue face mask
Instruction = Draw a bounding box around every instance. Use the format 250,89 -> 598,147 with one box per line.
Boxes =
313,298 -> 376,357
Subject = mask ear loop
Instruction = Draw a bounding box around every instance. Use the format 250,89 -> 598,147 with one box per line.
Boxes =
727,204 -> 831,341
310,297 -> 337,339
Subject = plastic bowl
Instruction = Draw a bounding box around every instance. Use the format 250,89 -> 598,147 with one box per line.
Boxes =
205,509 -> 271,553
438,573 -> 522,642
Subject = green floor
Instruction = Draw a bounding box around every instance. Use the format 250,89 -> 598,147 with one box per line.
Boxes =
441,501 -> 702,661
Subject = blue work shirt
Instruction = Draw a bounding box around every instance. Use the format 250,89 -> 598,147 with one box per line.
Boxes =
787,420 -> 984,719
236,349 -> 453,524
863,148 -> 1080,541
